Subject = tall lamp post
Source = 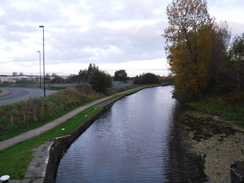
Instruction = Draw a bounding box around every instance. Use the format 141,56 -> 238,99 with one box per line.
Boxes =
39,25 -> 46,97
37,51 -> 41,88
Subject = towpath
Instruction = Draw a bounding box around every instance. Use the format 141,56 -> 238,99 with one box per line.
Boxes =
0,94 -> 117,150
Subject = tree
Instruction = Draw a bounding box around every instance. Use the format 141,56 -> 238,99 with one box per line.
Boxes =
133,73 -> 159,84
227,34 -> 244,92
164,0 -> 214,100
90,70 -> 112,93
78,63 -> 112,93
45,74 -> 51,81
51,74 -> 64,84
79,63 -> 99,83
78,69 -> 88,83
207,23 -> 231,89
114,70 -> 127,82
87,63 -> 99,78
66,74 -> 79,84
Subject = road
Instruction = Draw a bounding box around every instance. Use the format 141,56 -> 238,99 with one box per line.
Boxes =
0,87 -> 58,106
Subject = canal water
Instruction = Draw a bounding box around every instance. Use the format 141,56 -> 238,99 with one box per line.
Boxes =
56,86 -> 209,182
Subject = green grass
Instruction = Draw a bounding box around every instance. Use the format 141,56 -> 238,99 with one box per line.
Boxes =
0,106 -> 102,179
0,105 -> 78,141
112,85 -> 160,99
46,86 -> 66,90
0,90 -> 2,94
112,87 -> 144,99
188,100 -> 244,126
0,86 -> 103,140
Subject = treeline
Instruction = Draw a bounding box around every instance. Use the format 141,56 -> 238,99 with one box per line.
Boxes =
51,65 -> 169,93
164,0 -> 244,101
133,73 -> 160,84
5,63 -> 171,94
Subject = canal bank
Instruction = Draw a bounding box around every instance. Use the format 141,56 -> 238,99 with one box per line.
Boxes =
16,110 -> 244,183
181,110 -> 244,183
5,86 -> 244,182
5,88 -> 144,183
55,86 -> 209,182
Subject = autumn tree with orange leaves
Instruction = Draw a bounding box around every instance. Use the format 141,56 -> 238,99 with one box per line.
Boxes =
163,0 -> 229,100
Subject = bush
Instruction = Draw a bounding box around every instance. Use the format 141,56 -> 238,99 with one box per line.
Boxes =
0,86 -> 102,134
90,70 -> 112,93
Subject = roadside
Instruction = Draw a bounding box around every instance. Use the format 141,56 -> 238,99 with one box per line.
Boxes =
0,89 -> 12,97
0,87 -> 58,106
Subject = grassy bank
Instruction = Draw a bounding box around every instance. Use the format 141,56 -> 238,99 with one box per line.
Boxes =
0,85 -> 103,141
0,85 -> 156,179
188,98 -> 244,127
0,107 -> 102,179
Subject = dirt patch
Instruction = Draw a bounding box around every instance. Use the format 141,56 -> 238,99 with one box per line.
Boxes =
181,111 -> 244,183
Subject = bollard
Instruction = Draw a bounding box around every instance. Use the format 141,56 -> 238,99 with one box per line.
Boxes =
0,175 -> 10,183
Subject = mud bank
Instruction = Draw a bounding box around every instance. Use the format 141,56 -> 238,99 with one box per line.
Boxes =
181,111 -> 244,183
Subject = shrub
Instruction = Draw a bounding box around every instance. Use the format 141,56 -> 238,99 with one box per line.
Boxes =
0,86 -> 102,134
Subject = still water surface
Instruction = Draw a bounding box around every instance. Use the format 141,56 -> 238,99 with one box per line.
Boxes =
56,86 -> 208,182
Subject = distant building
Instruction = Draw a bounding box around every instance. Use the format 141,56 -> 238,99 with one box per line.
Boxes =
0,75 -> 36,83
12,72 -> 18,76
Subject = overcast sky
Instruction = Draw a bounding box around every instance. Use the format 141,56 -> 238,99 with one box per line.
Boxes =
1,0 -> 243,77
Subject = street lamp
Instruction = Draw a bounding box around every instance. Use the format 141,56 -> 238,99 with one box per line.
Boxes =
39,25 -> 46,97
37,51 -> 41,88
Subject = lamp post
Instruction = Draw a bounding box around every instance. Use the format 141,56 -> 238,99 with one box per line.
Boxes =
37,51 -> 41,88
39,25 -> 46,97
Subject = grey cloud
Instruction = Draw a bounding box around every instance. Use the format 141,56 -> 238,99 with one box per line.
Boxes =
89,0 -> 165,21
2,0 -> 242,76
45,20 -> 165,65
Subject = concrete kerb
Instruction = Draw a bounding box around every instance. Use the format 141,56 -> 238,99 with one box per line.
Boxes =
0,89 -> 12,97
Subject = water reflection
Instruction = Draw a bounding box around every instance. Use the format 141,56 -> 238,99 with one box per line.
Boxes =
163,102 -> 209,182
56,86 -> 208,182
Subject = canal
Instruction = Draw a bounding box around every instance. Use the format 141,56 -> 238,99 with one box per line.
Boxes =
56,86 -> 209,182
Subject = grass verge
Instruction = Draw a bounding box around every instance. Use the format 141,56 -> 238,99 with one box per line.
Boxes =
0,85 -> 103,140
0,106 -> 102,179
188,100 -> 244,127
112,84 -> 160,99
0,105 -> 78,141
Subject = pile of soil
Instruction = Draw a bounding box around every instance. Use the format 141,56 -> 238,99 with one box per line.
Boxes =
181,111 -> 244,183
